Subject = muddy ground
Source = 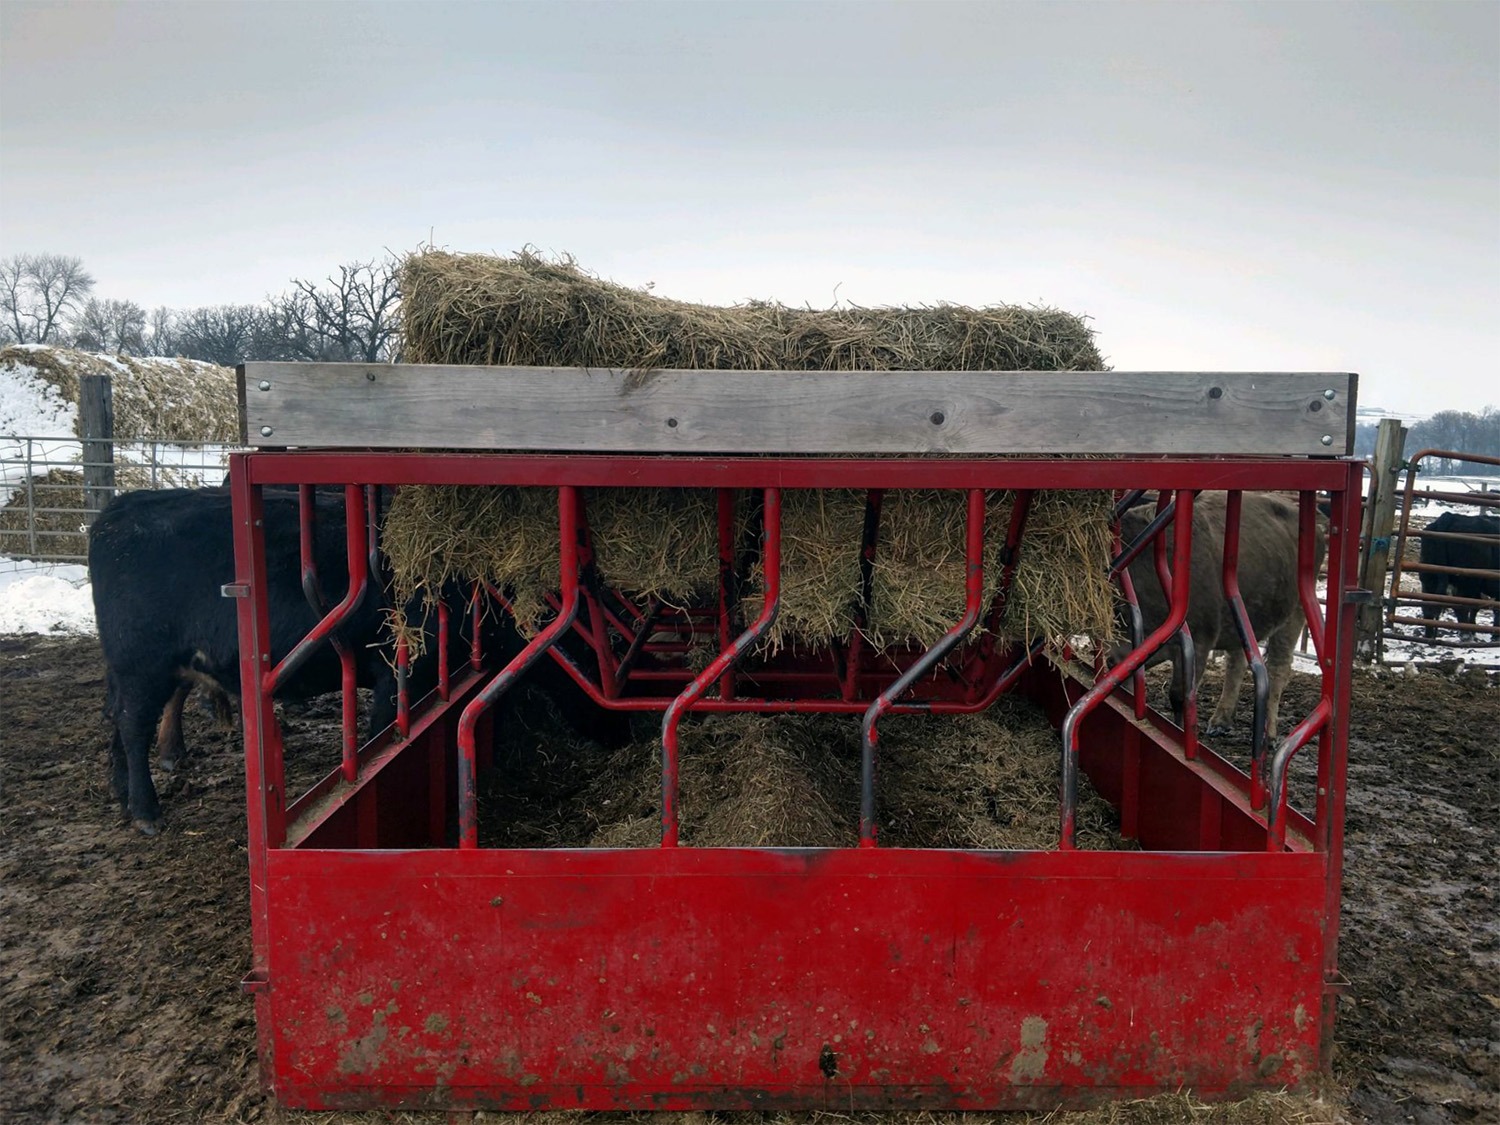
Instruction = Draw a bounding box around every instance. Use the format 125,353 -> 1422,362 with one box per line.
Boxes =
1,634 -> 1496,1124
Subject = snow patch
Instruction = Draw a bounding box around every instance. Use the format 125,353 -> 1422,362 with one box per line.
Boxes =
0,557 -> 94,635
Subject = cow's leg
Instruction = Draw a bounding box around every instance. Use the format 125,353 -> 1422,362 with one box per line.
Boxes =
108,723 -> 129,813
155,680 -> 191,772
1419,573 -> 1445,640
1206,646 -> 1249,736
1166,638 -> 1208,731
210,685 -> 237,729
1264,629 -> 1296,742
1454,585 -> 1478,632
113,677 -> 175,835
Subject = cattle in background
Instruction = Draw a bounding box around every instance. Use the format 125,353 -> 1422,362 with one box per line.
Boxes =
1418,511 -> 1500,639
1113,492 -> 1326,743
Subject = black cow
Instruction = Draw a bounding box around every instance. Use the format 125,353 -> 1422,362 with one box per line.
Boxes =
1113,492 -> 1326,743
89,488 -> 415,834
1419,511 -> 1500,639
90,486 -> 631,835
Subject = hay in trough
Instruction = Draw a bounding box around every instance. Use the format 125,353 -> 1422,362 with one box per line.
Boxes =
585,714 -> 853,849
388,249 -> 1116,649
570,699 -> 1130,852
879,697 -> 1131,852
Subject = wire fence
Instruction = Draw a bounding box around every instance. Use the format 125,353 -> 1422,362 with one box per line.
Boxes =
1,433 -> 239,574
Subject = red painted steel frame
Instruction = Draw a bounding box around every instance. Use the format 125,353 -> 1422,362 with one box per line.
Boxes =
228,451 -> 1364,1113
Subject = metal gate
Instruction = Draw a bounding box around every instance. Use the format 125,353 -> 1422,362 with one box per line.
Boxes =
1385,449 -> 1500,649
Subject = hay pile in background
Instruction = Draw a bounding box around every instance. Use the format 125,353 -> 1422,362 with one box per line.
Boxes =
389,249 -> 1117,650
0,344 -> 238,442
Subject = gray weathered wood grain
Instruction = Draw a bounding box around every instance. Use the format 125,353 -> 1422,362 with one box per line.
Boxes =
237,364 -> 1357,456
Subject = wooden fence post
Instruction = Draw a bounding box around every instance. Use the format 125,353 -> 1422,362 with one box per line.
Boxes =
1356,418 -> 1407,658
80,373 -> 116,514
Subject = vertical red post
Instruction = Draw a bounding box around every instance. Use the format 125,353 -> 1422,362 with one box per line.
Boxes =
860,488 -> 986,847
338,486 -> 363,782
661,488 -> 782,847
456,487 -> 582,850
1062,490 -> 1194,850
228,453 -> 282,1084
437,600 -> 451,702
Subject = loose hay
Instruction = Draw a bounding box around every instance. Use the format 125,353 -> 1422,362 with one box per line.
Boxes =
560,698 -> 1130,852
389,249 -> 1118,651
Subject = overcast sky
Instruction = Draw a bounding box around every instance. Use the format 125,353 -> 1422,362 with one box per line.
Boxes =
1,0 -> 1495,415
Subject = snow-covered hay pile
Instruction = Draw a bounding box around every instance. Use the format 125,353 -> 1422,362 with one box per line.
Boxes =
0,345 -> 239,559
0,344 -> 238,442
386,249 -> 1118,651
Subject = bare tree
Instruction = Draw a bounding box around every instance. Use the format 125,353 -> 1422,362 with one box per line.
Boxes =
71,297 -> 147,354
270,257 -> 402,362
142,306 -> 177,356
173,304 -> 264,367
0,253 -> 96,343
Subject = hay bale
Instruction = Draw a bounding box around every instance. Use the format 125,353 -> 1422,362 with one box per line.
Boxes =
389,249 -> 1117,650
401,249 -> 1106,372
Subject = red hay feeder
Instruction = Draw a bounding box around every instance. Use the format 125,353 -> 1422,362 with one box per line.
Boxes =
229,364 -> 1362,1112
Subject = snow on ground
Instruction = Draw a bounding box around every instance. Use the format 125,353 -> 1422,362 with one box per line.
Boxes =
0,557 -> 94,635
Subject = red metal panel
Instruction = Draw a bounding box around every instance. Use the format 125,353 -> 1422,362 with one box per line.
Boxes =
262,847 -> 1327,1112
239,451 -> 1357,492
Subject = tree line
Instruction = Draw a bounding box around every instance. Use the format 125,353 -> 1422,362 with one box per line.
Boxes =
0,252 -> 401,365
1353,409 -> 1500,476
6,251 -> 1497,473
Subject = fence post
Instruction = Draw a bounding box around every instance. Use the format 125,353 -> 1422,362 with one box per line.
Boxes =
80,374 -> 116,514
1356,418 -> 1407,658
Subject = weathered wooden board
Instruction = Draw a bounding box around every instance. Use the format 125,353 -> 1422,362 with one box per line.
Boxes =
238,364 -> 1358,456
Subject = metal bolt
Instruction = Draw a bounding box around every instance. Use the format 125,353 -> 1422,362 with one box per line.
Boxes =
260,426 -> 274,437
1323,389 -> 1336,401
258,380 -> 271,391
1321,434 -> 1334,446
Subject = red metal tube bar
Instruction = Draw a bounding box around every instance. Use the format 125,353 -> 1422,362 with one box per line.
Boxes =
1151,491 -> 1199,759
239,450 -> 1357,493
1060,490 -> 1195,850
436,600 -> 450,701
469,583 -> 483,672
1266,493 -> 1334,845
1221,491 -> 1271,808
272,485 -> 368,783
717,488 -> 738,702
455,486 -> 582,849
860,489 -> 987,847
395,636 -> 411,740
659,488 -> 782,847
840,490 -> 885,702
